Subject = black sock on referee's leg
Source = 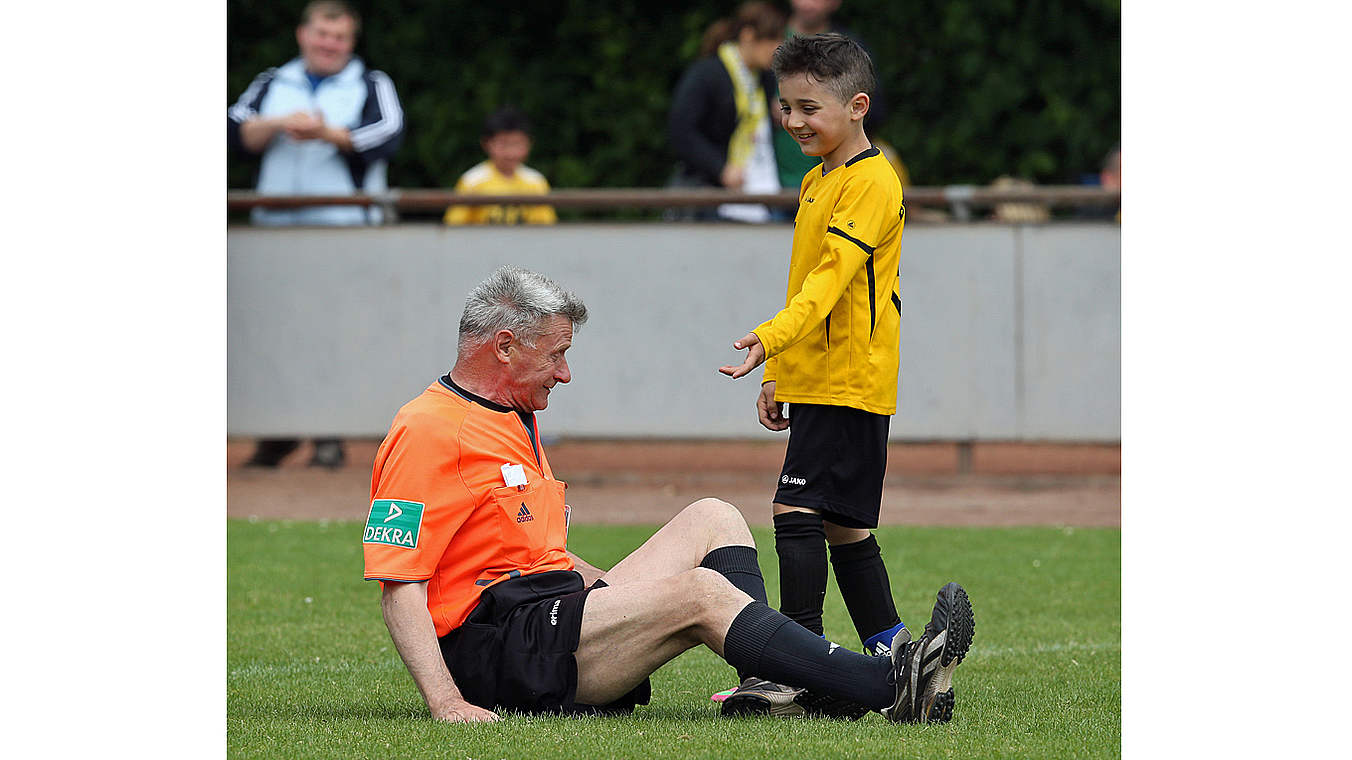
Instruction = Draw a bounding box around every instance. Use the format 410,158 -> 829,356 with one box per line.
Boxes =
699,545 -> 768,605
700,545 -> 767,682
830,534 -> 903,648
722,601 -> 894,710
773,511 -> 828,636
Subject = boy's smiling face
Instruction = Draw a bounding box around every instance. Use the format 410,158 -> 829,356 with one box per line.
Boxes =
777,72 -> 869,171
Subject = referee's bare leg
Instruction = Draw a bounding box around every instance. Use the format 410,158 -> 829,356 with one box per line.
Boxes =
573,498 -> 896,711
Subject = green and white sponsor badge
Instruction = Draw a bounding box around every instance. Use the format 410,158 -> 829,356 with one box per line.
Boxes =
363,499 -> 425,549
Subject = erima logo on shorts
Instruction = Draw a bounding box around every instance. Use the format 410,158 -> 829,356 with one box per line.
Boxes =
782,475 -> 807,486
549,599 -> 561,626
363,499 -> 425,549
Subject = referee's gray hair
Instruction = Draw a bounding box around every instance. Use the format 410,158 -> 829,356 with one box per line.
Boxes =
458,266 -> 588,351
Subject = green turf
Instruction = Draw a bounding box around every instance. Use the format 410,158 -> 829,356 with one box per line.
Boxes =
228,519 -> 1120,759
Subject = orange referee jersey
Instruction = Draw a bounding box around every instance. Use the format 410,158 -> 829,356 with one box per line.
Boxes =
362,376 -> 573,636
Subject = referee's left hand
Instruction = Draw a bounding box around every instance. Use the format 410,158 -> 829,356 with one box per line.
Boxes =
719,332 -> 766,379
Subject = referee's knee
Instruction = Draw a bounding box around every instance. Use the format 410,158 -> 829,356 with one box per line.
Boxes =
683,497 -> 748,530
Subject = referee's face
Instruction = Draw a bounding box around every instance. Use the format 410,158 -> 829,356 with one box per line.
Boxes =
505,316 -> 574,412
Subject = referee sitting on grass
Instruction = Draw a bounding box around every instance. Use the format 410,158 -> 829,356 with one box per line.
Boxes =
364,265 -> 973,722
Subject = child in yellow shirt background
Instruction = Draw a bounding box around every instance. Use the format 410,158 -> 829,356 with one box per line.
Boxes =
444,107 -> 557,225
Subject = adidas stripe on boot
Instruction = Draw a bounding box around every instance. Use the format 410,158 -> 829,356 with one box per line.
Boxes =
882,582 -> 974,724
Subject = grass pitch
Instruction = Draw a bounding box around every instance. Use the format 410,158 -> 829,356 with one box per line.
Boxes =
228,519 -> 1120,759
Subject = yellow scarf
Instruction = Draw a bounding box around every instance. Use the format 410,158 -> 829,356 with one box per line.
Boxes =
717,41 -> 766,169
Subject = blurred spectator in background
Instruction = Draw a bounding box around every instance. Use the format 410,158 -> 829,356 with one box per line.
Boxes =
875,141 -> 911,189
1101,144 -> 1121,222
228,0 -> 405,469
990,176 -> 1051,224
775,1 -> 892,190
228,0 -> 404,226
444,107 -> 557,225
1077,143 -> 1121,222
668,2 -> 787,223
1101,144 -> 1121,189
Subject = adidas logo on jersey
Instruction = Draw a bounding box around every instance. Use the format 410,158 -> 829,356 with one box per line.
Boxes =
516,504 -> 534,523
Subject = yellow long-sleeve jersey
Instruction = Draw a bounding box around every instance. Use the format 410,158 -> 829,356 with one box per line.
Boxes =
755,147 -> 905,415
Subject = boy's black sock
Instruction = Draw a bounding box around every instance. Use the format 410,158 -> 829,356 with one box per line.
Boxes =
829,534 -> 903,647
722,601 -> 894,710
773,511 -> 827,636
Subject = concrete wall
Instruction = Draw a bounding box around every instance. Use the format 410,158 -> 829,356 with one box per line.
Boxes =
227,222 -> 1119,441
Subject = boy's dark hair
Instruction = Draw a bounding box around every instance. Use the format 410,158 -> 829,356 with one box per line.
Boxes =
482,107 -> 531,140
772,33 -> 876,104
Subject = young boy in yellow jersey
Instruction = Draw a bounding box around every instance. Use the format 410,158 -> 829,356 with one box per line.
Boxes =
717,33 -> 973,722
444,107 -> 557,225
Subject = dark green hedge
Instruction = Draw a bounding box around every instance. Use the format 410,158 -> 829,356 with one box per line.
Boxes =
228,0 -> 1118,190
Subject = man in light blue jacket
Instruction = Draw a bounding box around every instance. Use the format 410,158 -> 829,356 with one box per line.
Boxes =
228,0 -> 404,228
229,1 -> 404,468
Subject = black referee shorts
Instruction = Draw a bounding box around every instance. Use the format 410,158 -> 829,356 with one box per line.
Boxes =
773,402 -> 891,529
438,570 -> 651,715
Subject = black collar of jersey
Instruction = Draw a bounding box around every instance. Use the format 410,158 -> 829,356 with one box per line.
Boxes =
823,146 -> 881,176
439,373 -> 515,414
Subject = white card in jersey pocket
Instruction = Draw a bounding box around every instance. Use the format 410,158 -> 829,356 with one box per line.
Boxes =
501,463 -> 528,488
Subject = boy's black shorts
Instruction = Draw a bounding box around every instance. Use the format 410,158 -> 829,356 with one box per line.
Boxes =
438,570 -> 651,716
773,402 -> 891,529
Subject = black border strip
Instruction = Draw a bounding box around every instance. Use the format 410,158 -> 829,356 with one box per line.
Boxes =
439,374 -> 513,413
867,258 -> 876,337
844,146 -> 880,167
827,226 -> 876,255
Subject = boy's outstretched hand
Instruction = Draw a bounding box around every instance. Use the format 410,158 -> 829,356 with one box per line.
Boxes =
719,333 -> 766,379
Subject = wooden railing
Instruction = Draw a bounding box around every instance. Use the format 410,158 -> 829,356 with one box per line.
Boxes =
227,186 -> 1119,223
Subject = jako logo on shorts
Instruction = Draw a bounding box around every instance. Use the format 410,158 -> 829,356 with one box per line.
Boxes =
782,475 -> 807,486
